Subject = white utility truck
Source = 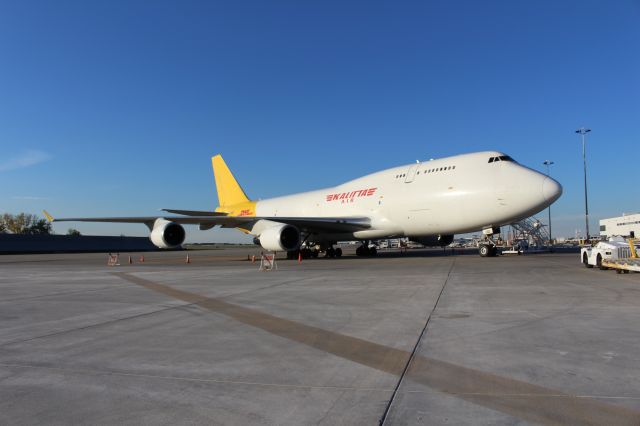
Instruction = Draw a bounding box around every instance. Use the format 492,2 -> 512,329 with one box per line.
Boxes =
581,237 -> 640,273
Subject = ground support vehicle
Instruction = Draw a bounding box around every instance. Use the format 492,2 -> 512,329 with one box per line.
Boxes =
581,237 -> 639,273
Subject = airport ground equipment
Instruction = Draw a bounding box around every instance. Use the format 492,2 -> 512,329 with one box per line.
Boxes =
581,237 -> 640,272
510,217 -> 549,249
107,253 -> 120,266
259,253 -> 277,271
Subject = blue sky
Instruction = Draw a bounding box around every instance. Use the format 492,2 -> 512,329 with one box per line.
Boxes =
1,1 -> 638,242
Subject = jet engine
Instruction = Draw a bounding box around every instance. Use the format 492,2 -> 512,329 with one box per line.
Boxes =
254,224 -> 300,252
410,235 -> 454,247
149,219 -> 186,249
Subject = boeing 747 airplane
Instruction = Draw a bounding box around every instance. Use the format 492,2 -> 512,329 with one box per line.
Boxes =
45,151 -> 562,257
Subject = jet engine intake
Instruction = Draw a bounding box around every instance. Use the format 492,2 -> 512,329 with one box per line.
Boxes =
410,234 -> 454,247
149,219 -> 186,249
256,224 -> 300,252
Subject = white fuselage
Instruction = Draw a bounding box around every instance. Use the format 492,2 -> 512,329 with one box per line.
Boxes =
253,151 -> 562,240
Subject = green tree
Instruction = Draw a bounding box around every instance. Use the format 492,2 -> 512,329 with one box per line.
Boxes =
25,219 -> 52,235
67,228 -> 81,236
0,213 -> 52,235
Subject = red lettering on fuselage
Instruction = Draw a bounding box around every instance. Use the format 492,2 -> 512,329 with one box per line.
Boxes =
324,187 -> 377,203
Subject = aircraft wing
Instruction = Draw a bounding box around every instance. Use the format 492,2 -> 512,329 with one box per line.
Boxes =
43,211 -> 371,233
160,209 -> 228,216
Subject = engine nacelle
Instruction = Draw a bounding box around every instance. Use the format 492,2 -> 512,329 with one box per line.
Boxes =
410,234 -> 454,247
149,219 -> 186,249
255,224 -> 300,252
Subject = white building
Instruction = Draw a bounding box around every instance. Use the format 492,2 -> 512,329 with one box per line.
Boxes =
599,213 -> 640,238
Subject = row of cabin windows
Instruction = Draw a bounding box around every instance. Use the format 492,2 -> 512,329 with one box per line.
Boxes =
488,155 -> 515,163
394,165 -> 456,179
616,220 -> 640,226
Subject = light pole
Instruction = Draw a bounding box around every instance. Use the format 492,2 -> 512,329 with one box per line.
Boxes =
575,127 -> 591,241
543,160 -> 554,247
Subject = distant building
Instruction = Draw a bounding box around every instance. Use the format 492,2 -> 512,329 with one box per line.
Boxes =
599,213 -> 640,238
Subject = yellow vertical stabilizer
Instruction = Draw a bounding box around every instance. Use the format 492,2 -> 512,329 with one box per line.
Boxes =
212,155 -> 251,209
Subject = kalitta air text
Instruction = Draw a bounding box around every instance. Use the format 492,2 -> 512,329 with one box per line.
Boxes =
325,188 -> 377,204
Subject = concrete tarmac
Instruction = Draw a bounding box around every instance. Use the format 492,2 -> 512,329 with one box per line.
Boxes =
1,248 -> 639,425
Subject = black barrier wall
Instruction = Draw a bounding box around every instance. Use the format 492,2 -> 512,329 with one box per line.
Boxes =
0,234 -> 165,254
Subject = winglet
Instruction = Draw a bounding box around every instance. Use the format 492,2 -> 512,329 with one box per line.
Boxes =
211,155 -> 250,207
42,210 -> 54,222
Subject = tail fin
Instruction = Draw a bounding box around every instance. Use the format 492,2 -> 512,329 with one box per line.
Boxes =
211,155 -> 250,208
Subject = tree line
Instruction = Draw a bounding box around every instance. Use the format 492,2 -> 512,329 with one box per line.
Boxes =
0,213 -> 80,235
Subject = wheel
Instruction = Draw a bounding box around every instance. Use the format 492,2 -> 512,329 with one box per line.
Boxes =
356,246 -> 364,256
583,253 -> 593,268
325,247 -> 335,258
334,247 -> 342,258
369,247 -> 377,256
301,248 -> 312,259
312,250 -> 319,258
596,254 -> 607,270
479,245 -> 490,257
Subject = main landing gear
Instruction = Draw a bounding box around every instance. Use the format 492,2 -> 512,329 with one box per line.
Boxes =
356,241 -> 377,257
286,243 -> 342,259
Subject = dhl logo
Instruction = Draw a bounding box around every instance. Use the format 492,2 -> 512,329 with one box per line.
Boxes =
326,188 -> 377,204
238,209 -> 253,216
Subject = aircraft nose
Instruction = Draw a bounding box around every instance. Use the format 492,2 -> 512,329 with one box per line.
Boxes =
542,176 -> 562,203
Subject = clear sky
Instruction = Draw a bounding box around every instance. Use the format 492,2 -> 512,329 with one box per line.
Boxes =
1,1 -> 638,243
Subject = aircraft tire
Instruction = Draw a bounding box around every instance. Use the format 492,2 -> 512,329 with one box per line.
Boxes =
583,253 -> 593,268
335,248 -> 342,258
479,245 -> 490,257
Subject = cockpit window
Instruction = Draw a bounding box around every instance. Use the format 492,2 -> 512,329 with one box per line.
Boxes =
488,155 -> 517,163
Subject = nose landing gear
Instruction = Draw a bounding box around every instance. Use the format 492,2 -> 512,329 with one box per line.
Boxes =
478,227 -> 500,257
478,244 -> 497,257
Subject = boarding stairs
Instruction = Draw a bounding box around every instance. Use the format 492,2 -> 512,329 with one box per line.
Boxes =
509,217 -> 550,250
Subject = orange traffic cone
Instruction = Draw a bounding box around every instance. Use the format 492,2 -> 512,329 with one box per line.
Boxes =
186,254 -> 191,264
298,252 -> 302,263
128,255 -> 133,264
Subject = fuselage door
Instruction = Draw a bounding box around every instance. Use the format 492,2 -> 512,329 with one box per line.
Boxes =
405,165 -> 418,183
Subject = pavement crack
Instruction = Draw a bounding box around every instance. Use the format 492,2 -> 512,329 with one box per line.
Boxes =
378,257 -> 456,425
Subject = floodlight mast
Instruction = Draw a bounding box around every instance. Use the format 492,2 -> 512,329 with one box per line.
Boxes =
543,160 -> 554,247
575,127 -> 591,240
